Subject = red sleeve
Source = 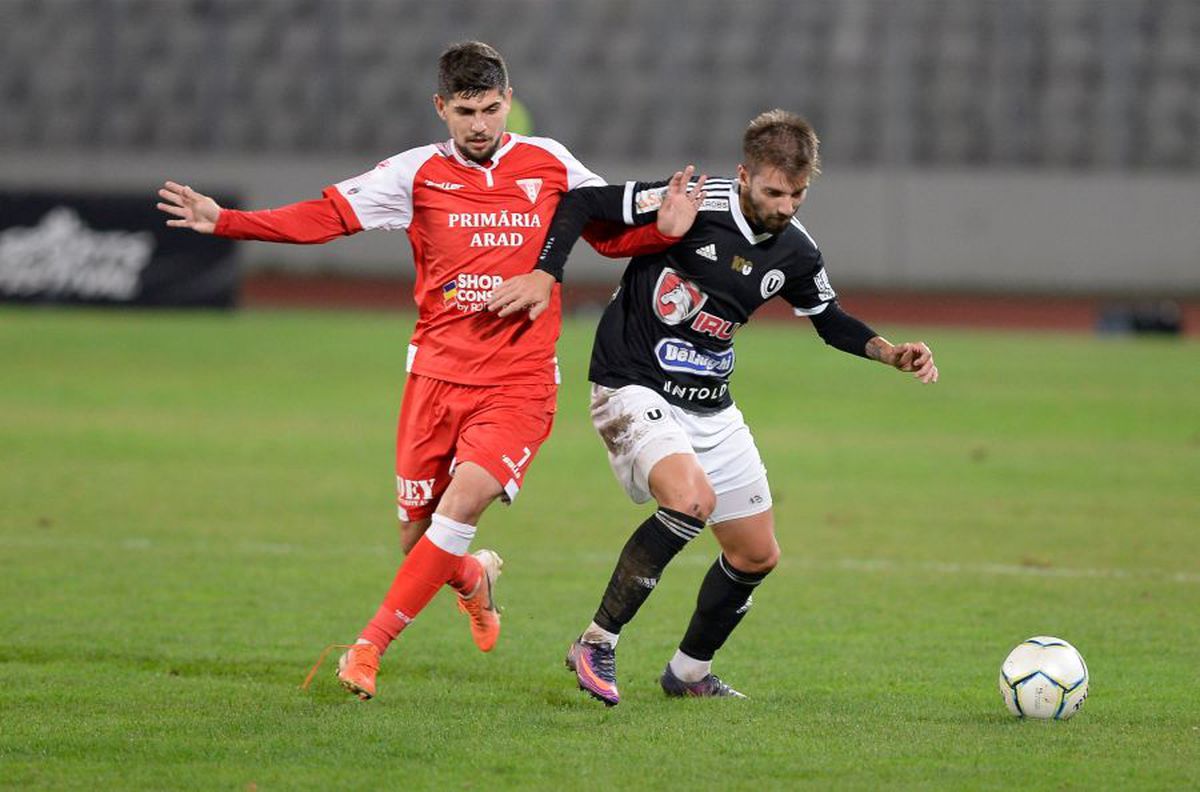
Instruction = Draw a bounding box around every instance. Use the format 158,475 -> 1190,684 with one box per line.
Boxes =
213,187 -> 363,244
582,221 -> 680,259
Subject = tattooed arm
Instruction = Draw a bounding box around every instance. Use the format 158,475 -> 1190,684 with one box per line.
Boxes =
865,336 -> 939,383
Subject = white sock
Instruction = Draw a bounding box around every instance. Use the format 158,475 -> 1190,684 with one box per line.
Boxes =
582,621 -> 620,648
425,513 -> 477,556
669,649 -> 712,683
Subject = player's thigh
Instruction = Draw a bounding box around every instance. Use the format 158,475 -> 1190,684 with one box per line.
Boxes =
590,384 -> 711,511
394,375 -> 461,523
710,508 -> 779,573
454,382 -> 557,509
685,404 -> 773,525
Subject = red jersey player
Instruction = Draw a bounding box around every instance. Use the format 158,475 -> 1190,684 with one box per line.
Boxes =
156,41 -> 698,701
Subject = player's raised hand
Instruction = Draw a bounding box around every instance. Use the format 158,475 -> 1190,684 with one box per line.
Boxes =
487,270 -> 556,320
892,341 -> 939,383
656,165 -> 707,238
157,181 -> 221,234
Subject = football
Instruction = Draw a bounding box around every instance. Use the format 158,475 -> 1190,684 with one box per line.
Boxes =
998,636 -> 1089,720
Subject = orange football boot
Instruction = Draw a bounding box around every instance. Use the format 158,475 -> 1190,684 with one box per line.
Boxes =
337,642 -> 381,700
456,549 -> 503,652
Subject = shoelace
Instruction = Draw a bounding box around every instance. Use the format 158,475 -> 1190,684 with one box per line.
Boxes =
300,643 -> 356,691
589,645 -> 617,681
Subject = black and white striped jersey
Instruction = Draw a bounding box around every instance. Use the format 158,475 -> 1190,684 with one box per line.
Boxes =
586,177 -> 838,413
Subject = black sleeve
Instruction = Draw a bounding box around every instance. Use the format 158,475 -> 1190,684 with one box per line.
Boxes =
808,299 -> 879,358
536,180 -> 668,281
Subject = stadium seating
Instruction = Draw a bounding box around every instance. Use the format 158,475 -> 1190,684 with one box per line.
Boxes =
0,0 -> 1195,169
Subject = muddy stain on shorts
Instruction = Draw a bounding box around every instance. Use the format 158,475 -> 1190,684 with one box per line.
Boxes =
598,413 -> 635,454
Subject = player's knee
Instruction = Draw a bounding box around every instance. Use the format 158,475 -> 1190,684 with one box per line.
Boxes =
727,542 -> 780,575
399,518 -> 431,554
659,481 -> 716,523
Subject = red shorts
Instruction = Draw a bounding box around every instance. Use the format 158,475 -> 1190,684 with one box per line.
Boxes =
394,373 -> 557,522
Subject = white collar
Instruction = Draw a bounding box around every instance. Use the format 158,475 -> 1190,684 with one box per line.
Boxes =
444,133 -> 517,171
729,182 -> 774,245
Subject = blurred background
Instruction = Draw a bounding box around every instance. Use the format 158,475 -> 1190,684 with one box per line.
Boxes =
0,0 -> 1197,324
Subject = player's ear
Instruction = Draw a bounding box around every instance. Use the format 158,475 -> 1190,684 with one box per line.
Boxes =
736,164 -> 750,189
433,93 -> 448,120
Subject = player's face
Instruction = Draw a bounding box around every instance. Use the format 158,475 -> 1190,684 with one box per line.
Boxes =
434,88 -> 512,164
737,164 -> 811,234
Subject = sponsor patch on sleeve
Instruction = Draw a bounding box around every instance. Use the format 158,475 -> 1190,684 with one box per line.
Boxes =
634,187 -> 668,215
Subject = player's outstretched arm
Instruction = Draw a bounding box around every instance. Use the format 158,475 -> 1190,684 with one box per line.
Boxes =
866,337 -> 939,383
157,181 -> 221,234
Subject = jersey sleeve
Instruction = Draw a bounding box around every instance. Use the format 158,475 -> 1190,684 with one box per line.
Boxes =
582,221 -> 681,259
214,195 -> 357,243
619,180 -> 674,225
520,136 -> 606,189
780,236 -> 839,317
330,145 -> 435,231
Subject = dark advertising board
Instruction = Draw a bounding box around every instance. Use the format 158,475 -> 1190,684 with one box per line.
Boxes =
0,191 -> 239,308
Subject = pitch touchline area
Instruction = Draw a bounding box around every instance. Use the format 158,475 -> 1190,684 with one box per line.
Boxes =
2,534 -> 1196,584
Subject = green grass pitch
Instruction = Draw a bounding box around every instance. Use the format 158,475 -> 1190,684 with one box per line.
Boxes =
1,307 -> 1198,790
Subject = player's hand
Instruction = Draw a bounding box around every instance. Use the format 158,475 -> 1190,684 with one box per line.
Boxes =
656,165 -> 707,238
891,341 -> 939,383
157,181 -> 221,234
487,270 -> 556,319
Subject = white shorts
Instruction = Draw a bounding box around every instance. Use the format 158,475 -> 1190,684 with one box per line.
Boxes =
589,383 -> 772,524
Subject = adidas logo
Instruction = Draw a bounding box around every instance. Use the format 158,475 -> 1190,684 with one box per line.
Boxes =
695,243 -> 717,261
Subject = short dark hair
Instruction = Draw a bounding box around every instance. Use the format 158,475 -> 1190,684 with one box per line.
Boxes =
743,110 -> 821,177
437,41 -> 510,99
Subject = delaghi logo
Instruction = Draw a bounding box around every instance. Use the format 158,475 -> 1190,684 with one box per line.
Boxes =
652,268 -> 707,326
654,338 -> 735,377
0,207 -> 155,300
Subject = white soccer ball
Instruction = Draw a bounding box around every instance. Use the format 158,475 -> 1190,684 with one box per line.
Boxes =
998,636 -> 1089,720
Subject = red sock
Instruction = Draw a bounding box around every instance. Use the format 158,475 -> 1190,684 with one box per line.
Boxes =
359,535 -> 462,652
447,553 -> 482,596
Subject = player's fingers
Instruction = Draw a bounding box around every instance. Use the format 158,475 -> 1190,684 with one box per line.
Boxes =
163,180 -> 185,193
157,202 -> 186,217
692,172 -> 708,197
493,296 -> 525,317
158,188 -> 183,204
667,170 -> 685,193
165,219 -> 190,228
528,299 -> 549,320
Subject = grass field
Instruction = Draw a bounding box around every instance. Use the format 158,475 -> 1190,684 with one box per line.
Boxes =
2,306 -> 1198,790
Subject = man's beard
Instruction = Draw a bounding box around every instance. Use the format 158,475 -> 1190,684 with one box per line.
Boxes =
460,135 -> 500,163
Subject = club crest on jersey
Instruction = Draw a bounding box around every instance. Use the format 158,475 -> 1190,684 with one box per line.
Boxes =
654,338 -> 735,377
760,269 -> 786,299
731,255 -> 753,275
653,268 -> 708,326
516,178 -> 543,204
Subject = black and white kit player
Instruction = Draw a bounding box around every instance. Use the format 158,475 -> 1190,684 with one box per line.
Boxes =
489,110 -> 938,705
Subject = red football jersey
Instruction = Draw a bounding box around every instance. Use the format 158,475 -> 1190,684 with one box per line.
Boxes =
328,133 -> 604,386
